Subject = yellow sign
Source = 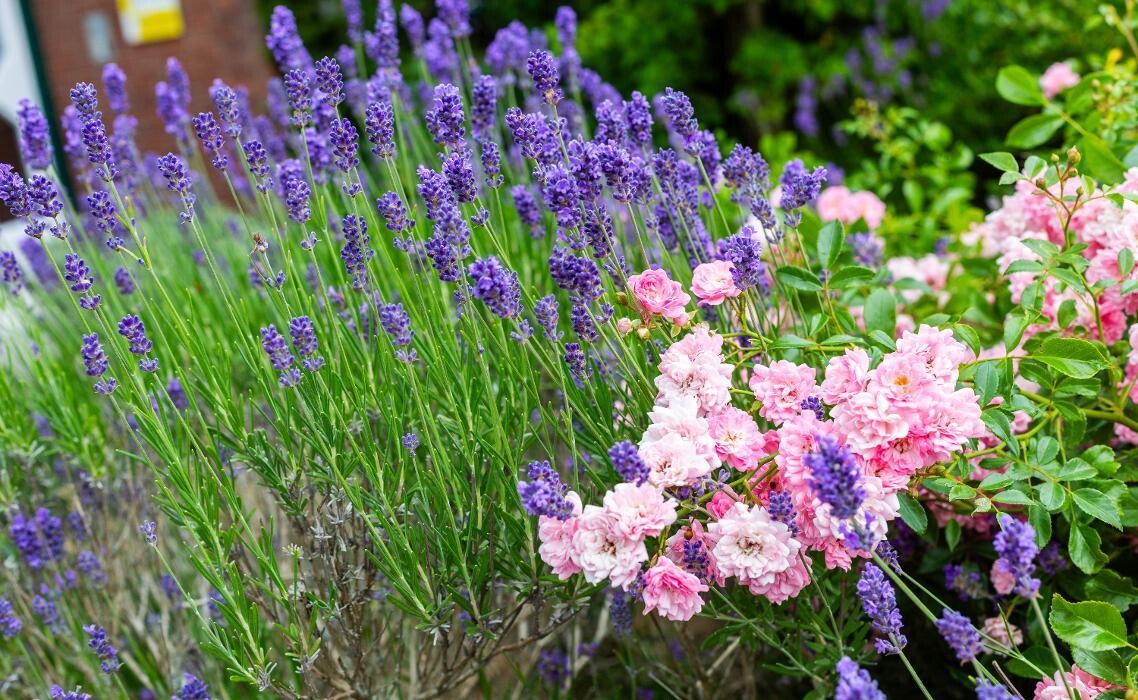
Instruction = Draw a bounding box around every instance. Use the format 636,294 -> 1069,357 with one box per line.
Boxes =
117,0 -> 184,45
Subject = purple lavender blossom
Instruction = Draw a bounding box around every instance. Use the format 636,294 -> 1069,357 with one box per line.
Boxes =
282,171 -> 311,224
117,314 -> 154,356
63,254 -> 93,293
289,316 -> 324,371
609,441 -> 648,485
975,680 -> 1014,700
17,99 -> 53,169
173,673 -> 211,700
365,100 -> 395,158
804,435 -> 863,520
0,599 -> 20,638
340,214 -> 373,290
564,342 -> 589,383
518,460 -> 574,519
856,563 -> 906,655
1,252 -> 23,295
102,63 -> 129,116
114,267 -> 135,295
767,491 -> 798,535
936,609 -> 983,663
83,624 -> 120,673
425,83 -> 466,149
400,5 -> 425,53
527,50 -> 562,105
468,256 -> 521,319
157,153 -> 195,223
50,686 -> 92,700
993,514 -> 1040,598
834,657 -> 885,700
402,432 -> 420,454
533,295 -> 561,340
79,332 -> 110,379
266,6 -> 312,73
283,69 -> 312,126
314,56 -> 345,108
193,112 -> 227,171
376,192 -> 413,232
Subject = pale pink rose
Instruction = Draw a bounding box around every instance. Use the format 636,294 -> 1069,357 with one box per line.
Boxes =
819,347 -> 870,405
708,406 -> 764,470
654,327 -> 733,412
1039,62 -> 1080,99
538,492 -> 583,579
691,260 -> 740,306
746,554 -> 811,604
991,559 -> 1016,596
628,268 -> 690,324
639,432 -> 714,489
640,397 -> 720,469
603,482 -> 678,540
708,502 -> 799,586
749,360 -> 817,425
707,490 -> 738,519
831,387 -> 909,455
817,187 -> 886,229
571,505 -> 648,588
616,317 -> 634,334
1034,665 -> 1117,700
816,186 -> 851,223
980,617 -> 1023,653
640,557 -> 709,621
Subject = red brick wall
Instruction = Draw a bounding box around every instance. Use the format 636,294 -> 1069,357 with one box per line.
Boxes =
28,0 -> 276,159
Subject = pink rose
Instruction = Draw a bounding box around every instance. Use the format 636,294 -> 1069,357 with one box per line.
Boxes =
628,268 -> 690,325
603,482 -> 678,540
707,490 -> 738,519
538,492 -> 582,580
819,347 -> 870,405
641,557 -> 709,621
990,560 -> 1015,596
691,260 -> 740,306
1039,62 -> 1079,99
817,186 -> 886,229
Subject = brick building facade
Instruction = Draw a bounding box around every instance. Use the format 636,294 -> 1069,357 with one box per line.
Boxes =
2,0 -> 274,188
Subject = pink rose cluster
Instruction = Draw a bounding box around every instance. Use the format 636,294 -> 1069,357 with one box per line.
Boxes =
966,170 -> 1138,346
534,323 -> 986,623
1034,665 -> 1119,700
816,186 -> 886,230
759,325 -> 986,569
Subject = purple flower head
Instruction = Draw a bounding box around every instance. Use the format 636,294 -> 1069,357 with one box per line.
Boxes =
437,0 -> 471,38
155,77 -> 189,144
479,137 -> 503,188
778,159 -> 827,224
193,112 -> 227,171
330,116 -> 360,173
716,230 -> 768,291
289,316 -> 323,371
266,6 -> 312,72
17,99 -> 53,169
471,75 -> 498,138
532,294 -> 561,341
944,563 -> 986,601
804,434 -> 863,520
86,190 -> 121,247
425,83 -> 465,149
402,431 -> 420,454
834,657 -> 885,700
549,247 -> 601,299
139,520 -> 157,545
63,254 -> 93,294
117,314 -> 153,356
242,140 -> 272,192
555,6 -> 577,48
856,563 -> 906,655
77,550 -> 107,585
564,342 -> 589,383
340,214 -> 373,290
439,147 -> 476,203
375,191 -> 412,233
767,491 -> 799,535
157,153 -> 195,222
34,591 -> 61,632
527,50 -> 562,105
424,19 -> 459,83
609,441 -> 648,485
517,460 -> 574,519
83,624 -> 120,673
400,5 -> 425,52
993,514 -> 1040,598
173,673 -> 211,700
26,175 -> 63,220
468,256 -> 521,319
283,69 -> 312,126
536,648 -> 570,689
367,0 -> 400,69
624,91 -> 653,148
260,324 -> 294,373
486,21 -> 529,76
936,609 -> 982,663
975,680 -> 1014,700
50,686 -> 92,700
801,396 -> 824,421
101,64 -> 129,115
0,599 -> 21,638
511,185 -> 543,237
364,100 -> 395,158
1,252 -> 23,295
540,165 -> 581,229
661,87 -> 697,139
114,266 -> 134,295
849,232 -> 884,267
314,56 -> 345,107
282,170 -> 311,224
379,302 -> 414,348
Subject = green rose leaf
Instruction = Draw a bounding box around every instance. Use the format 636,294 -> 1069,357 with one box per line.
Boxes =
1049,594 -> 1130,651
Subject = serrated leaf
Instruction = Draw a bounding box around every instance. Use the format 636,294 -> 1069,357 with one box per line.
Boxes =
828,265 -> 875,288
992,489 -> 1034,505
1073,488 -> 1122,529
1086,571 -> 1138,612
1049,594 -> 1130,651
1069,522 -> 1108,574
1035,337 -> 1111,379
1029,504 -> 1052,547
982,408 -> 1020,456
979,473 -> 1013,490
1073,648 -> 1128,686
1038,481 -> 1066,511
